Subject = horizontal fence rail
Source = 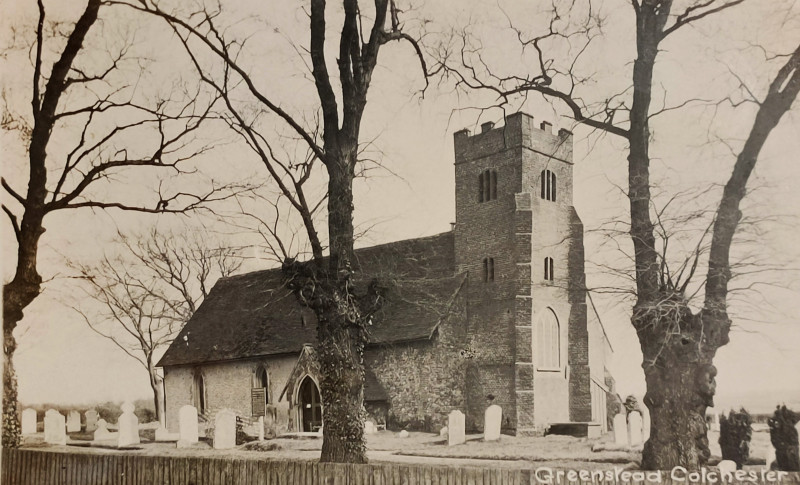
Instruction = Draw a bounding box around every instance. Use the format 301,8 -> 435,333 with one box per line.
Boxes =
3,449 -> 800,485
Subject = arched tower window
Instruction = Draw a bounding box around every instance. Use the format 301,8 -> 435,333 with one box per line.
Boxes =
536,309 -> 561,369
541,169 -> 556,202
483,257 -> 495,282
479,169 -> 498,202
193,372 -> 206,415
544,257 -> 554,282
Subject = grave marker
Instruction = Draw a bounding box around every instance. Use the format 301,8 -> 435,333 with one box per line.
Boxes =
179,405 -> 199,444
629,411 -> 643,446
613,413 -> 628,446
66,410 -> 81,433
21,408 -> 36,435
448,410 -> 465,446
93,419 -> 113,441
484,405 -> 502,441
44,410 -> 66,445
85,409 -> 99,432
213,409 -> 237,449
117,401 -> 140,447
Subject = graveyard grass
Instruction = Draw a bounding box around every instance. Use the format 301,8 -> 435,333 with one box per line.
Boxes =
19,425 -> 779,471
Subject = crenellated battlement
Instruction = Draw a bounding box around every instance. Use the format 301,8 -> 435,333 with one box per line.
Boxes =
453,112 -> 573,165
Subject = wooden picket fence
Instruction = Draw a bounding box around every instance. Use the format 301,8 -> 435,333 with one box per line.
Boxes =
1,448 -> 525,485
3,448 -> 800,485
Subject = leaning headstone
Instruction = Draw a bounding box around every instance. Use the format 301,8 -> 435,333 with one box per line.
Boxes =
484,404 -> 502,441
447,410 -> 466,446
364,420 -> 375,435
642,408 -> 651,442
179,405 -> 199,445
66,410 -> 81,433
613,413 -> 628,446
93,419 -> 112,441
21,408 -> 37,435
629,411 -> 643,446
213,409 -> 237,450
440,426 -> 448,437
84,409 -> 99,432
718,460 -> 737,477
44,409 -> 66,445
117,401 -> 140,447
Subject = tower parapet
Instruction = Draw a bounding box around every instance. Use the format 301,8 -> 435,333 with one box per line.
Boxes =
453,112 -> 573,166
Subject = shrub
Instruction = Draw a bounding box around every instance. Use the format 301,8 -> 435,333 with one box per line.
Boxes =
135,407 -> 156,424
719,408 -> 752,469
768,405 -> 800,471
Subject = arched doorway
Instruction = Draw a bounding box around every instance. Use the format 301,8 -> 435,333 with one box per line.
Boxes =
298,376 -> 322,432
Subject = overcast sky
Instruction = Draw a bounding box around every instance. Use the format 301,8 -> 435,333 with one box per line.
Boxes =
2,0 -> 799,413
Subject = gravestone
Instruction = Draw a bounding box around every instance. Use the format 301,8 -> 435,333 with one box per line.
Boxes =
179,405 -> 199,445
629,411 -> 643,446
447,410 -> 466,446
710,411 -> 721,432
440,426 -> 448,437
155,423 -> 180,442
364,420 -> 375,435
718,460 -> 737,477
398,430 -> 409,438
484,404 -> 502,441
66,410 -> 81,433
44,409 -> 66,445
213,409 -> 237,450
85,409 -> 99,432
21,408 -> 36,435
613,413 -> 628,446
642,408 -> 651,442
257,416 -> 265,441
93,419 -> 113,441
117,401 -> 140,447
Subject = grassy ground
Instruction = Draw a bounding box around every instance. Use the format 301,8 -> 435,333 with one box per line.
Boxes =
20,425 -> 776,470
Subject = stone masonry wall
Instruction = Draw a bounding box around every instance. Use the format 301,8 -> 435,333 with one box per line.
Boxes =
365,283 -> 468,432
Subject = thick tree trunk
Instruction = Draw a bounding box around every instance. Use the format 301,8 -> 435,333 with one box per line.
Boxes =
317,147 -> 368,463
642,360 -> 715,469
636,298 -> 718,469
2,330 -> 21,448
3,224 -> 45,448
317,306 -> 366,463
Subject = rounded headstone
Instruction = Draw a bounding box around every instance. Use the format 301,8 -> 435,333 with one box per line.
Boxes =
484,404 -> 502,441
213,409 -> 237,450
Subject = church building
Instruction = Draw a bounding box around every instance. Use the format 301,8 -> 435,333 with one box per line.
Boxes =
157,112 -> 615,437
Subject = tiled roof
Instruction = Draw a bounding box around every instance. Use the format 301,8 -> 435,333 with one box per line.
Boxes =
158,232 -> 460,367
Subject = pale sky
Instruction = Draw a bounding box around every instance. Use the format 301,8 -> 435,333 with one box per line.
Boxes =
2,0 -> 799,414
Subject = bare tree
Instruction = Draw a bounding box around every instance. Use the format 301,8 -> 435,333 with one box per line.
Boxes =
437,0 -> 800,469
69,228 -> 241,422
109,0 -> 429,463
1,1 -> 240,447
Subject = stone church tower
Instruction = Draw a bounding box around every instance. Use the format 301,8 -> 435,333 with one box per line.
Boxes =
453,112 -> 591,435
